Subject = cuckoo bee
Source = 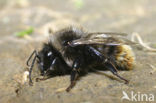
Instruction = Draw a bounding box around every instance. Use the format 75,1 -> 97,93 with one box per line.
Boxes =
27,26 -> 135,92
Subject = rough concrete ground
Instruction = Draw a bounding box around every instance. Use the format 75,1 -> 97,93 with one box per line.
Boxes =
0,0 -> 156,103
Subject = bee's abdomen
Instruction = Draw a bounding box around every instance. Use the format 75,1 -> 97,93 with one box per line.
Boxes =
115,45 -> 135,70
93,44 -> 135,70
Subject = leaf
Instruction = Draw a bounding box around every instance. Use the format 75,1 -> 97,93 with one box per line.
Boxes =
15,27 -> 34,37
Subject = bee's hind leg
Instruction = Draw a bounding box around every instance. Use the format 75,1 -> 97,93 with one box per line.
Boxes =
86,46 -> 129,84
36,77 -> 47,82
36,75 -> 51,82
104,62 -> 129,84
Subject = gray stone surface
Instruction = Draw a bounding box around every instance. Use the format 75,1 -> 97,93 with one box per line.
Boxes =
0,0 -> 156,103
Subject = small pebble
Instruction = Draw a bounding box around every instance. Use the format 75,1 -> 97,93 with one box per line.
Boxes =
22,71 -> 29,84
55,87 -> 66,93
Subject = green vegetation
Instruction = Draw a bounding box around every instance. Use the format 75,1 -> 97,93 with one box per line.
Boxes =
15,27 -> 34,37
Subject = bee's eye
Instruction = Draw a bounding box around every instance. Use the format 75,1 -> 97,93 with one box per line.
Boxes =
47,52 -> 52,56
62,40 -> 69,46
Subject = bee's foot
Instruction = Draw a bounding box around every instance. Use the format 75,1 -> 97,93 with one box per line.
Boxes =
125,80 -> 129,84
29,81 -> 33,86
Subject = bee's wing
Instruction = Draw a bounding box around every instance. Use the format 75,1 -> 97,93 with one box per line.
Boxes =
70,32 -> 136,46
87,32 -> 128,36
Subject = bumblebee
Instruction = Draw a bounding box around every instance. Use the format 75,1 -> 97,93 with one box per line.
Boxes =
27,26 -> 135,92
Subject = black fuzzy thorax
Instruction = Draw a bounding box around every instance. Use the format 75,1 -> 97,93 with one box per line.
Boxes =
50,26 -> 86,61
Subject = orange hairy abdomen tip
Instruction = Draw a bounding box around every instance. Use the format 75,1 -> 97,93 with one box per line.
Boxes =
116,45 -> 135,70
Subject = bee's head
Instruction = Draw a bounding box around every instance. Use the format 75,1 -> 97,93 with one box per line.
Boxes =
37,43 -> 57,76
27,43 -> 60,84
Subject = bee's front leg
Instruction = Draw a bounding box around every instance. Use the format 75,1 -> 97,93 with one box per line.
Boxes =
36,76 -> 51,82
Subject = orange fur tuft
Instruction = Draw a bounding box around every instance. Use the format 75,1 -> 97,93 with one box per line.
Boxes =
115,45 -> 135,70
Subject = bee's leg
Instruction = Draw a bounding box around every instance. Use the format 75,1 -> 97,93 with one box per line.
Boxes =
104,62 -> 129,84
36,76 -> 51,82
66,58 -> 83,92
87,46 -> 129,83
66,69 -> 78,92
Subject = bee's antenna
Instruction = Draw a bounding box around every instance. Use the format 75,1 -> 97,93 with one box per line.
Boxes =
26,50 -> 38,86
27,50 -> 37,66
